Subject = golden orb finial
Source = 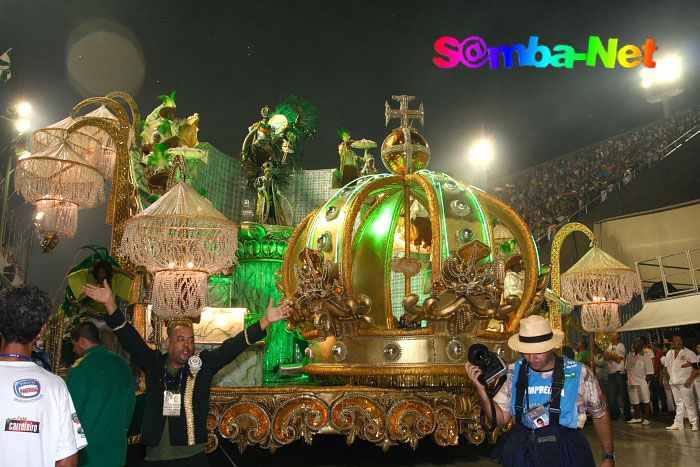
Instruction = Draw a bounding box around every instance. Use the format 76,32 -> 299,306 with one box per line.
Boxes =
381,95 -> 430,175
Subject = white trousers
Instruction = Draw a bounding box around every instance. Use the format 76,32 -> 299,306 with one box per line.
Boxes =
665,385 -> 676,412
670,384 -> 698,426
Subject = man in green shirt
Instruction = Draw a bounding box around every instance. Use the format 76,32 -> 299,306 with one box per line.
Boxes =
575,338 -> 592,368
67,322 -> 136,467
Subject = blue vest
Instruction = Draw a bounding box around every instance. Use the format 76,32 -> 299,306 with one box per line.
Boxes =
510,356 -> 583,429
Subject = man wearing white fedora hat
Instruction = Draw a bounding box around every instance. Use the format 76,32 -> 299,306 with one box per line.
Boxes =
466,315 -> 615,466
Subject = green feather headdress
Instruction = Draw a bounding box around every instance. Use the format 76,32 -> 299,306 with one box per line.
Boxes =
272,95 -> 318,135
157,91 -> 177,108
337,127 -> 351,141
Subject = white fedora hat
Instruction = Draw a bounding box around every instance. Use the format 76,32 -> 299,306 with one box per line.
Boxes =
508,315 -> 565,353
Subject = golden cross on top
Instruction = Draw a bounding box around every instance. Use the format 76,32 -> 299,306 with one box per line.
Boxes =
385,95 -> 424,128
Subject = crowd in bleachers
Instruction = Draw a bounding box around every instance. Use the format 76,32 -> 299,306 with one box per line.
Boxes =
493,110 -> 700,241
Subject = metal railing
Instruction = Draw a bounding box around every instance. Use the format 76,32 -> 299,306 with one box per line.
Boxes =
532,120 -> 700,244
635,247 -> 700,304
0,208 -> 29,287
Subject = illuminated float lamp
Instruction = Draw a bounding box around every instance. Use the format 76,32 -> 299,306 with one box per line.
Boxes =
120,175 -> 238,320
560,246 -> 640,333
580,298 -> 621,334
33,199 -> 79,238
29,115 -> 113,180
15,142 -> 105,250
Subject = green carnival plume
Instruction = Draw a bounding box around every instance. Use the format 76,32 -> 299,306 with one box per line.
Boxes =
337,127 -> 351,141
157,91 -> 176,107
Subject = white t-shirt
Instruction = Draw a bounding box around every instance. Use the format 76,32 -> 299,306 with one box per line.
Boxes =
665,347 -> 699,385
594,355 -> 608,381
605,342 -> 626,373
625,351 -> 653,386
0,361 -> 87,466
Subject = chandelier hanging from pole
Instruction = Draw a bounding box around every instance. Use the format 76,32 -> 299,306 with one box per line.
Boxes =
560,245 -> 641,333
15,142 -> 105,248
29,115 -> 110,177
80,105 -> 121,180
119,158 -> 238,319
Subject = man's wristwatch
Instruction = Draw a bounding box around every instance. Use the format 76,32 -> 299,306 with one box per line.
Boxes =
603,453 -> 616,461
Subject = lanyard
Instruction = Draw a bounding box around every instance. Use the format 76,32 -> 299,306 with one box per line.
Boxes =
523,364 -> 562,413
0,353 -> 31,361
163,364 -> 185,392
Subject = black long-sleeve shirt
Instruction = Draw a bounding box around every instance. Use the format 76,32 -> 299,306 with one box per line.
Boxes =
104,310 -> 265,446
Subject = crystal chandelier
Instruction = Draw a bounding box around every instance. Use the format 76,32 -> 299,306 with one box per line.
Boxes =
29,113 -> 115,180
120,180 -> 238,319
82,105 -> 120,179
560,246 -> 641,333
15,143 -> 105,247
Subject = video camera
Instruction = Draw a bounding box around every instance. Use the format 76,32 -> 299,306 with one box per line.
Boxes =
468,343 -> 509,433
468,343 -> 508,389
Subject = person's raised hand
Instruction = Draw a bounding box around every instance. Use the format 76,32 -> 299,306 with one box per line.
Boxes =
258,297 -> 293,330
83,280 -> 113,304
82,280 -> 117,314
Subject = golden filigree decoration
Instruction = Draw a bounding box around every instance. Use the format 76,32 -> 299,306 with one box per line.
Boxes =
455,390 -> 486,445
388,399 -> 436,450
208,386 -> 492,452
471,189 -> 539,333
270,396 -> 330,447
402,240 -> 503,333
475,268 -> 551,340
219,401 -> 271,453
286,248 -> 372,338
330,395 -> 387,444
280,209 -> 316,294
184,374 -> 197,446
433,406 -> 459,446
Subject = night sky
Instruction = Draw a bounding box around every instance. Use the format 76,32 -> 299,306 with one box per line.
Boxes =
1,0 -> 699,301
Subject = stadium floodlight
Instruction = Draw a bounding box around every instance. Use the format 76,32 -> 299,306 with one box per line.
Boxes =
15,118 -> 30,133
469,140 -> 493,165
17,102 -> 32,117
469,139 -> 493,188
641,55 -> 684,119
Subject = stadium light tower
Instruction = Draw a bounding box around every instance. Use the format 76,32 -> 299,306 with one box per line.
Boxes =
469,139 -> 493,189
641,56 -> 684,119
0,101 -> 32,248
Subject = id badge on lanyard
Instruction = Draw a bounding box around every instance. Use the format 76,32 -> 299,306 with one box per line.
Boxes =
525,405 -> 550,429
163,365 -> 184,417
163,391 -> 182,417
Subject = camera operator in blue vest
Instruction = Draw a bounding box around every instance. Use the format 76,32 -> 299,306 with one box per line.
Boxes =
466,315 -> 615,466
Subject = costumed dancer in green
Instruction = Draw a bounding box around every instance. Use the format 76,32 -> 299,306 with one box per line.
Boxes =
83,280 -> 292,467
67,259 -> 134,321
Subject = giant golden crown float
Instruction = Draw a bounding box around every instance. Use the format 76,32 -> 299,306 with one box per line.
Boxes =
279,95 -> 543,389
40,92 -> 551,454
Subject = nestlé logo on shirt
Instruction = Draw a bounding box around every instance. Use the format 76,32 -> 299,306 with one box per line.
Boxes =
12,379 -> 42,402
